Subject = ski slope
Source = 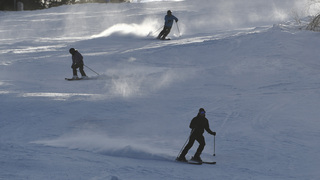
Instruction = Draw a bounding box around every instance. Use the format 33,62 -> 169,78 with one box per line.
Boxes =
1,0 -> 320,179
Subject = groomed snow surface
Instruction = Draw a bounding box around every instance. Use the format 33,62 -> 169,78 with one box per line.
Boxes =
1,0 -> 320,179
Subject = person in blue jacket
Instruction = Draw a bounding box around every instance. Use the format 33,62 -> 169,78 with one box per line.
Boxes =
157,10 -> 178,40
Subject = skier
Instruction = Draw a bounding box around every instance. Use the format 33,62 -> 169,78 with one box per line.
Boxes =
177,108 -> 216,163
157,10 -> 178,40
69,48 -> 87,79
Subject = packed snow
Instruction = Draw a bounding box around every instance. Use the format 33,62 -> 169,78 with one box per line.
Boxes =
1,0 -> 320,179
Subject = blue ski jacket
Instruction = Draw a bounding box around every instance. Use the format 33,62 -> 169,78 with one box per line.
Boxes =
164,15 -> 178,28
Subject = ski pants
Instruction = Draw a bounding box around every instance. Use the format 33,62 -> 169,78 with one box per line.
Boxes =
157,26 -> 172,40
180,133 -> 206,158
72,63 -> 86,77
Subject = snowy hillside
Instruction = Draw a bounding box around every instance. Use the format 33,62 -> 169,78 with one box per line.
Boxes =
1,0 -> 320,179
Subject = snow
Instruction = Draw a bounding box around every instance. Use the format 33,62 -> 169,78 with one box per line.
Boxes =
1,0 -> 320,179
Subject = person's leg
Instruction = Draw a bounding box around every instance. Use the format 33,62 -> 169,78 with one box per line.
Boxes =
79,64 -> 87,77
161,27 -> 171,40
179,135 -> 196,159
194,135 -> 205,158
72,66 -> 78,77
157,27 -> 166,39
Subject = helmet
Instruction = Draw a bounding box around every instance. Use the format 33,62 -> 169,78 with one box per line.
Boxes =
69,48 -> 76,54
167,10 -> 172,15
199,108 -> 206,114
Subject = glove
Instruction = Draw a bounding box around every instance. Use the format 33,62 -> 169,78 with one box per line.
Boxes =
211,132 -> 216,136
175,19 -> 178,22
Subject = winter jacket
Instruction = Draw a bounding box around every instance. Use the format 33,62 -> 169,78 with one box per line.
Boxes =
164,15 -> 178,28
189,114 -> 215,136
72,51 -> 84,65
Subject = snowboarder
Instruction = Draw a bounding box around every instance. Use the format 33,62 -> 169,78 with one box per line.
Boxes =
157,10 -> 178,40
177,108 -> 216,163
69,48 -> 87,79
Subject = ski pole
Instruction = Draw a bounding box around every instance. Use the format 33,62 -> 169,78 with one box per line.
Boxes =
213,135 -> 216,156
148,26 -> 163,37
177,129 -> 194,158
155,26 -> 163,33
175,21 -> 181,37
84,64 -> 100,76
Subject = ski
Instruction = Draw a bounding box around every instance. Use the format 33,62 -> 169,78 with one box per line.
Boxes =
176,160 -> 202,165
186,161 -> 202,165
202,161 -> 216,164
65,78 -> 83,81
175,158 -> 202,165
156,38 -> 171,41
175,159 -> 216,165
65,77 -> 92,81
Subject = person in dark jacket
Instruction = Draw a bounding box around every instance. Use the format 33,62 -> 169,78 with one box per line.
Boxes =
157,10 -> 178,40
69,48 -> 87,79
177,108 -> 216,162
